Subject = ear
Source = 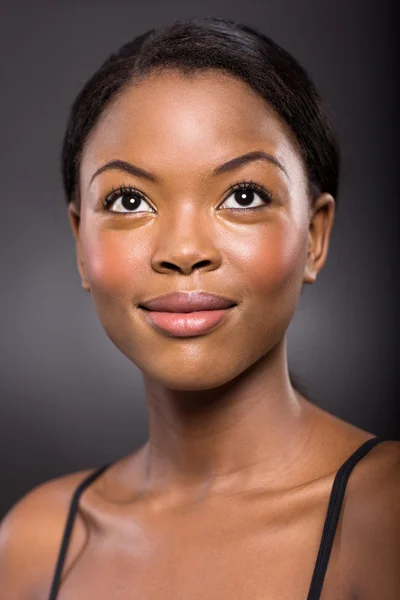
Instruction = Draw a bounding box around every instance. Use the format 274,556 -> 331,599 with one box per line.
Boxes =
303,193 -> 335,284
67,202 -> 90,292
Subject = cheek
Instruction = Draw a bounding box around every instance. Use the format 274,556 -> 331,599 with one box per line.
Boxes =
81,225 -> 147,300
234,221 -> 306,299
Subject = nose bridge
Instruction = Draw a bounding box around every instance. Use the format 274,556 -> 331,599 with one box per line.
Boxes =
152,198 -> 221,273
166,199 -> 204,238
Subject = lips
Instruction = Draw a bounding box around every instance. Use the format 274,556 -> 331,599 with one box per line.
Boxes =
139,291 -> 237,313
138,291 -> 237,337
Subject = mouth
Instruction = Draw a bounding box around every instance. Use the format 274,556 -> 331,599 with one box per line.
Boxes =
139,291 -> 237,313
138,292 -> 237,338
138,306 -> 235,337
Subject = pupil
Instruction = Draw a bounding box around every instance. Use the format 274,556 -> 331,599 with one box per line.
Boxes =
235,190 -> 254,206
122,194 -> 141,211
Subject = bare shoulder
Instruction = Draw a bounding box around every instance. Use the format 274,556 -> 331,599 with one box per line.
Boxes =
343,439 -> 400,599
0,467 -> 95,600
348,438 -> 400,510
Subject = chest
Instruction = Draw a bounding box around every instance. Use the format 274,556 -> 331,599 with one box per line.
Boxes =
54,491 -> 352,600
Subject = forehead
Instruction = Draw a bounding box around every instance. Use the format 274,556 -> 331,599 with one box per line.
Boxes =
80,69 -> 305,188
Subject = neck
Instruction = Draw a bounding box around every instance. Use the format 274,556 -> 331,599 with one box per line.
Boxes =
140,336 -> 315,500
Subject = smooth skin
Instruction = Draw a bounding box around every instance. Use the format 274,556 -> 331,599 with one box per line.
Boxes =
1,69 -> 399,599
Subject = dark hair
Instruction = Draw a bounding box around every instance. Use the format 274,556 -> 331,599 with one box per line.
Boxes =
61,16 -> 340,399
61,16 -> 340,210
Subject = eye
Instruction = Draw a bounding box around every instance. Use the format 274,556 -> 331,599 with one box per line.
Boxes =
103,180 -> 274,214
219,180 -> 273,211
103,185 -> 155,214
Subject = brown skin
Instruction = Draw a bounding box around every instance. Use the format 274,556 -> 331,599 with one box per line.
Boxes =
0,69 -> 399,599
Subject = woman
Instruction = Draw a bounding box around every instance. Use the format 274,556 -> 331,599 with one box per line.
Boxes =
0,16 -> 399,600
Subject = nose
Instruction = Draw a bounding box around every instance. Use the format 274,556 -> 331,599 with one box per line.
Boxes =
150,210 -> 222,276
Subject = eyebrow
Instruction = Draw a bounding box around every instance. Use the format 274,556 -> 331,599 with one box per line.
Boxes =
89,150 -> 288,186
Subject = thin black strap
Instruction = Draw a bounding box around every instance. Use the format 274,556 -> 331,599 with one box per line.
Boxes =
306,436 -> 386,600
48,463 -> 113,600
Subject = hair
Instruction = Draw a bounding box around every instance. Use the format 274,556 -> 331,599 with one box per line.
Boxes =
61,16 -> 341,399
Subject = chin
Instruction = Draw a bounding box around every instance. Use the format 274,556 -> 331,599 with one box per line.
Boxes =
142,361 -> 243,391
130,347 -> 257,391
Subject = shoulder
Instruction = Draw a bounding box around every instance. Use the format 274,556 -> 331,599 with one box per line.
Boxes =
348,439 -> 400,517
0,468 -> 96,600
343,439 -> 400,598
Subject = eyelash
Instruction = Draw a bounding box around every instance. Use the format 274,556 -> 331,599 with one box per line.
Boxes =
102,179 -> 274,213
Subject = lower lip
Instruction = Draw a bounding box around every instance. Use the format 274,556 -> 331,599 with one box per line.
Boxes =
140,308 -> 233,337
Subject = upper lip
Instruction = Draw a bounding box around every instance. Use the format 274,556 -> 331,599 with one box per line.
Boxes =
139,291 -> 237,312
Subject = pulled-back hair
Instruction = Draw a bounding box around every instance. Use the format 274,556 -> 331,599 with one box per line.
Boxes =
61,16 -> 340,211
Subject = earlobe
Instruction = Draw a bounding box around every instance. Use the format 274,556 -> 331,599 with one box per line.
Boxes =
303,250 -> 317,284
67,203 -> 90,293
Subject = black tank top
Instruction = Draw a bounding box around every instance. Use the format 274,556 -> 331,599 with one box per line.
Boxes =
47,436 -> 385,599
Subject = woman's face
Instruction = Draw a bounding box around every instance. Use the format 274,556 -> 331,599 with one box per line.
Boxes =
71,69 -> 319,390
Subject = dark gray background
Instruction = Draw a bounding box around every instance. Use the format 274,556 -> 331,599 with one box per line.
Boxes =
0,1 -> 398,519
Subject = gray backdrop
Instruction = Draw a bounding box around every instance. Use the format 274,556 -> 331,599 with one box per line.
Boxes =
0,0 -> 398,519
